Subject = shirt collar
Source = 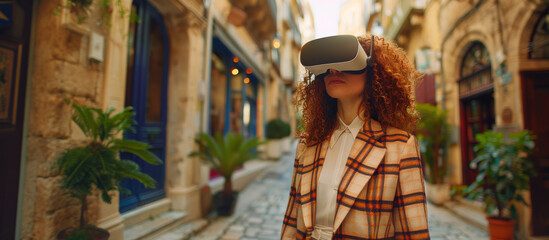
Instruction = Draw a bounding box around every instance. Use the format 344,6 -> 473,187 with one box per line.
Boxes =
329,114 -> 365,148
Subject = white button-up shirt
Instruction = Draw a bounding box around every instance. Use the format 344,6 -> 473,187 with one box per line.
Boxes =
312,115 -> 364,240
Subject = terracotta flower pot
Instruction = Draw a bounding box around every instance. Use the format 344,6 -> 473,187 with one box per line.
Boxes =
487,217 -> 515,240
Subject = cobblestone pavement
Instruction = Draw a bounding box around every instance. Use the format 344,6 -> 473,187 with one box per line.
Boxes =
192,141 -> 489,240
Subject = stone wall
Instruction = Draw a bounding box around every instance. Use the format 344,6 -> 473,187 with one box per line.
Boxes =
440,1 -> 549,239
20,0 -> 280,238
21,0 -> 111,239
163,9 -> 206,219
439,0 -> 538,186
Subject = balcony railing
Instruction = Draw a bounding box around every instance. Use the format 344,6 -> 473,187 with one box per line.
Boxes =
384,0 -> 426,40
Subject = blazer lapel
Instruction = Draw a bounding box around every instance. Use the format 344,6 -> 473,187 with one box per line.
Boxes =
300,140 -> 329,231
332,119 -> 386,232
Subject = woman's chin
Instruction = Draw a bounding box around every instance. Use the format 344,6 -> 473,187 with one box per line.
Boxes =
326,90 -> 361,100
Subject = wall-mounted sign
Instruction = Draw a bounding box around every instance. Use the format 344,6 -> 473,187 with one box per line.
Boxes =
415,49 -> 440,74
0,1 -> 13,27
501,72 -> 512,85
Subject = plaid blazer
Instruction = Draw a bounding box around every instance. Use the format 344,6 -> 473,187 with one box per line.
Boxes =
281,119 -> 430,240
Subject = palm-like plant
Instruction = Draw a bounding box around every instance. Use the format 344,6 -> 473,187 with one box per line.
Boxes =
451,130 -> 536,220
416,103 -> 450,184
190,132 -> 265,196
56,102 -> 162,235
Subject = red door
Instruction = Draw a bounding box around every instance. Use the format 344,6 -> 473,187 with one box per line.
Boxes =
522,71 -> 549,236
0,0 -> 33,238
459,92 -> 495,185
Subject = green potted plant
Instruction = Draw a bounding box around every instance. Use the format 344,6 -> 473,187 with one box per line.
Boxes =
190,132 -> 265,216
451,130 -> 536,240
415,103 -> 450,205
56,102 -> 162,240
265,119 -> 291,159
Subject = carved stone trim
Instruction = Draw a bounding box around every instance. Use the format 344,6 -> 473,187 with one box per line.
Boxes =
166,11 -> 206,30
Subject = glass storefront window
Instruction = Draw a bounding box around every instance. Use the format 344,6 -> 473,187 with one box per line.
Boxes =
243,101 -> 250,126
230,94 -> 242,134
246,80 -> 255,98
231,74 -> 243,92
124,6 -> 137,108
145,19 -> 164,123
229,73 -> 244,134
209,54 -> 227,135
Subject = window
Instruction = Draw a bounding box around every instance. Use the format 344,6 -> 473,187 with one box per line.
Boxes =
458,42 -> 492,98
530,8 -> 549,59
458,42 -> 495,185
209,53 -> 227,135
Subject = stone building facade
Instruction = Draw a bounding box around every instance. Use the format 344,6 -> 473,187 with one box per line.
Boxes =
17,0 -> 210,239
339,0 -> 366,36
439,1 -> 549,238
1,0 -> 298,239
379,0 -> 549,239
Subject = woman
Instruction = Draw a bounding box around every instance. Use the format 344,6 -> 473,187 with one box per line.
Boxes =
281,34 -> 430,240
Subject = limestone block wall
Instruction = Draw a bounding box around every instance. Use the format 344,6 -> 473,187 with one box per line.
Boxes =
338,0 -> 366,36
439,0 -> 542,186
21,0 -> 112,239
163,11 -> 206,219
21,0 -> 210,238
439,1 -> 549,239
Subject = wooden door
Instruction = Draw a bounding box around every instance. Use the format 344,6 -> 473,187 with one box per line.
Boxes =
522,71 -> 549,236
120,0 -> 169,212
0,0 -> 33,238
459,92 -> 495,185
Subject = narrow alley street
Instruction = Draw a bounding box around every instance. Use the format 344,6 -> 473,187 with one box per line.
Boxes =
190,141 -> 489,240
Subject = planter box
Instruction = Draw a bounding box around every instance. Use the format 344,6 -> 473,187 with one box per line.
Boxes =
212,192 -> 238,216
425,182 -> 450,205
267,140 -> 282,160
281,137 -> 291,153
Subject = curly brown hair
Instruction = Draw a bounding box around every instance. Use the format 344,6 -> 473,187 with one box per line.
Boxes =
295,34 -> 421,146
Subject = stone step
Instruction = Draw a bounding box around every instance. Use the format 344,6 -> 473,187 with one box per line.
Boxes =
124,210 -> 187,240
154,219 -> 209,240
122,198 -> 173,228
443,198 -> 488,232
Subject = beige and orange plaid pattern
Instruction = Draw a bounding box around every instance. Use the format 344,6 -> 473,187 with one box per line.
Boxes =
282,119 -> 430,240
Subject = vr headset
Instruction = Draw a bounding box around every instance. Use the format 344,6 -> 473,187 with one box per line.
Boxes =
300,35 -> 374,78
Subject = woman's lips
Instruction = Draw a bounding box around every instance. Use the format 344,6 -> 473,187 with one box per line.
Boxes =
328,80 -> 345,85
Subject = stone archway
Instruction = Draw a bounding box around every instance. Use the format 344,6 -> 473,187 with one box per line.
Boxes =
441,30 -> 495,185
456,41 -> 495,185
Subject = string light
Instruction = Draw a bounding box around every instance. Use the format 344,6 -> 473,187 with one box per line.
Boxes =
243,77 -> 250,84
233,57 -> 239,63
231,68 -> 239,75
272,38 -> 281,49
246,68 -> 252,74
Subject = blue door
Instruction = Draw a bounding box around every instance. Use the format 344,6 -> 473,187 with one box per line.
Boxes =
120,0 -> 169,212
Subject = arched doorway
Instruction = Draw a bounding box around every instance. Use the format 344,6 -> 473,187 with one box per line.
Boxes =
458,42 -> 495,185
522,6 -> 549,236
120,0 -> 169,212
